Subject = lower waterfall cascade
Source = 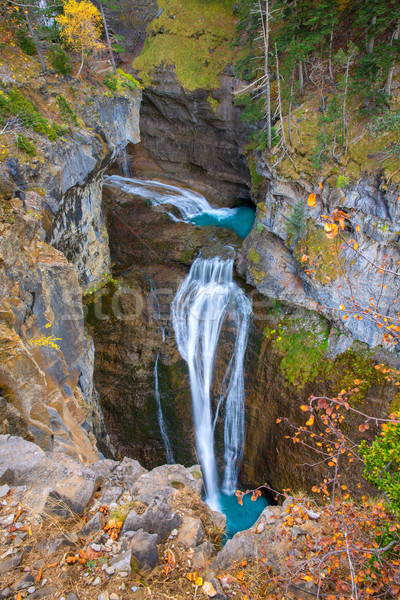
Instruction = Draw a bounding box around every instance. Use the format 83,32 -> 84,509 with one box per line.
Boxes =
171,256 -> 252,511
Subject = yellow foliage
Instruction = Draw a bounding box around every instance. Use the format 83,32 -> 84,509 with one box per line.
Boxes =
56,0 -> 103,54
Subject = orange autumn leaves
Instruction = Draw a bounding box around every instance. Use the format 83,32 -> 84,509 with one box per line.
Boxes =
307,191 -> 351,240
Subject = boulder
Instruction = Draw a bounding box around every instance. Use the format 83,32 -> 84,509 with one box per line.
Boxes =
176,516 -> 205,548
191,541 -> 216,570
122,497 -> 181,542
119,457 -> 148,488
110,550 -> 132,575
121,529 -> 159,572
0,436 -> 101,516
78,511 -> 103,539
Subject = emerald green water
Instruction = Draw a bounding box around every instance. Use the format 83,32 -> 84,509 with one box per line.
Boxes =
190,206 -> 256,239
218,492 -> 268,538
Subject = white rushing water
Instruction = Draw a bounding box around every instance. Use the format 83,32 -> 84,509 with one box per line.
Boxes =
154,353 -> 175,464
151,288 -> 174,464
104,175 -> 256,238
171,256 -> 251,509
105,175 -> 211,221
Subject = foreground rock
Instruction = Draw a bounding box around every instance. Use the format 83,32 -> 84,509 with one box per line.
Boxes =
0,436 -> 326,599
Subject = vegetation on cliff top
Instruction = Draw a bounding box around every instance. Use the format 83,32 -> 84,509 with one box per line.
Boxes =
132,0 -> 238,91
235,0 -> 400,184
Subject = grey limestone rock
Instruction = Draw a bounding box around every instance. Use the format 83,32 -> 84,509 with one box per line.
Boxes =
121,497 -> 181,542
0,552 -> 23,575
121,529 -> 159,572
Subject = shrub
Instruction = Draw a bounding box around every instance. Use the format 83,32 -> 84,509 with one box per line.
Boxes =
16,134 -> 36,156
286,201 -> 307,244
48,45 -> 72,76
16,28 -> 36,56
57,95 -> 78,126
103,71 -> 118,91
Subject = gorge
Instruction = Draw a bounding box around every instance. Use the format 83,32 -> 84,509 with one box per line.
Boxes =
0,0 -> 400,596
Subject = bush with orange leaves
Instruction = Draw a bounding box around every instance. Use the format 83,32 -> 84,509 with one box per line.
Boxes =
235,378 -> 400,600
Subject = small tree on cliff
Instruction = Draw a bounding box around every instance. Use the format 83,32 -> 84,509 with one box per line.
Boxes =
56,0 -> 103,77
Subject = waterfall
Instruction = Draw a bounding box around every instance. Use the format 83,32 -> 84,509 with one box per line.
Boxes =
117,148 -> 133,179
171,256 -> 251,509
154,353 -> 175,464
151,287 -> 174,464
105,175 -> 211,221
105,176 -> 255,238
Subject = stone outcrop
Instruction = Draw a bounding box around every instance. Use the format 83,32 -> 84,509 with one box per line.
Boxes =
238,160 -> 400,349
0,435 -> 328,600
5,89 -> 141,290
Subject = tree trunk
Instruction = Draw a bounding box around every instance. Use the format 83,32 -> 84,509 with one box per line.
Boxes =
366,15 -> 376,54
77,46 -> 85,77
259,0 -> 271,150
24,10 -> 46,72
384,19 -> 400,97
275,43 -> 287,151
342,60 -> 350,151
298,60 -> 304,94
288,64 -> 295,146
99,2 -> 117,74
328,26 -> 334,79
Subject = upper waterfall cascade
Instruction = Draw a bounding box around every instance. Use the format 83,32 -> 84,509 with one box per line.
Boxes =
104,176 -> 255,238
171,256 -> 252,510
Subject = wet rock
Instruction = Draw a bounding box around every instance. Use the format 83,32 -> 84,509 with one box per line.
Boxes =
122,497 -> 181,542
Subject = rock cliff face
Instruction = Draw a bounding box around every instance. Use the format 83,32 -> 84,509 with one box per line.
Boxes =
238,159 -> 400,349
131,71 -> 252,206
0,86 -> 142,462
0,183 -> 97,462
44,93 -> 141,289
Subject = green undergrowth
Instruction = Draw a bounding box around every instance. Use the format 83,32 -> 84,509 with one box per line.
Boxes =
264,313 -> 330,390
263,309 -> 400,407
0,87 -> 58,140
132,0 -> 237,91
275,93 -> 400,186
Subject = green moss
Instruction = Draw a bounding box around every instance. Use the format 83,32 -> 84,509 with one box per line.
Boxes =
271,317 -> 330,390
133,0 -> 237,91
296,221 -> 344,284
247,155 -> 264,193
325,348 -> 396,404
207,95 -> 220,112
248,247 -> 260,263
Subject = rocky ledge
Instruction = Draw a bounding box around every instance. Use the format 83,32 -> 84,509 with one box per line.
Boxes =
0,435 -> 323,600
